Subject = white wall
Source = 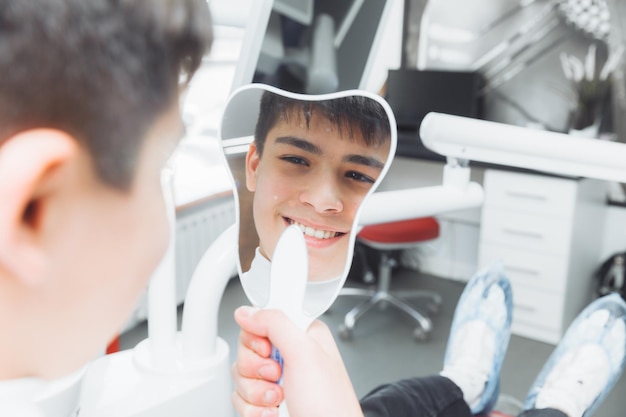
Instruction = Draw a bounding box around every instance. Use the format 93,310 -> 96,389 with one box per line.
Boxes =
601,205 -> 626,259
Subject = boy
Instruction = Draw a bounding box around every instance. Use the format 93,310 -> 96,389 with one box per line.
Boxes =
239,90 -> 392,311
0,0 -> 212,413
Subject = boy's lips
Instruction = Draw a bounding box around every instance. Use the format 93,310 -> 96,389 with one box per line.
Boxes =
284,217 -> 346,240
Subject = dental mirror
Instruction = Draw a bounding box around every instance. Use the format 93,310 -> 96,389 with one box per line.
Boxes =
219,83 -> 397,326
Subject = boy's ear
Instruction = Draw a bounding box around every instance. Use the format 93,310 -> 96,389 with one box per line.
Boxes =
0,129 -> 77,287
245,142 -> 260,192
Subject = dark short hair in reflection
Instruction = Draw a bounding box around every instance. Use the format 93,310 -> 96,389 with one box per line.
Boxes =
253,91 -> 391,156
0,0 -> 213,189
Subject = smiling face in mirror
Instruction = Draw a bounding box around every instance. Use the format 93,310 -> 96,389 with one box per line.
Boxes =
221,85 -> 394,314
245,92 -> 391,282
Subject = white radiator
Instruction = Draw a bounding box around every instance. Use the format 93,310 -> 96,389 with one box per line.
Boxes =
174,195 -> 237,304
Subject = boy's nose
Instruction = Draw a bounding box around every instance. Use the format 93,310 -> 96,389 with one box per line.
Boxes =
300,178 -> 343,213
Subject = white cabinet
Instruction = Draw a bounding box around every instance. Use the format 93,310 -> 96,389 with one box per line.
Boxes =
478,169 -> 607,344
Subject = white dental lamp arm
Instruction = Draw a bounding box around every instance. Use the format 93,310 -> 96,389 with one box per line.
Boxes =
359,182 -> 484,226
181,223 -> 238,360
145,168 -> 178,371
421,112 -> 626,183
360,111 -> 626,228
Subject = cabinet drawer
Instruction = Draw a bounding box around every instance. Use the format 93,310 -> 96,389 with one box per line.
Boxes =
481,207 -> 572,255
511,285 -> 564,333
479,243 -> 568,292
484,170 -> 577,218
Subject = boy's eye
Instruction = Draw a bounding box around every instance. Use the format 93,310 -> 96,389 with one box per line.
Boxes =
280,155 -> 309,166
346,171 -> 375,184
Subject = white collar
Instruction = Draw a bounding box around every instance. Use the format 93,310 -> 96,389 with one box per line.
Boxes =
241,248 -> 344,316
0,367 -> 84,417
0,377 -> 46,417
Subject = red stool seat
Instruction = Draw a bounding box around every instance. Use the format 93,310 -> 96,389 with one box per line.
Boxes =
358,217 -> 440,244
337,217 -> 442,342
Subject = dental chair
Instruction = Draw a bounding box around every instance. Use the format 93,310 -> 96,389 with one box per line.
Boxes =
338,217 -> 442,341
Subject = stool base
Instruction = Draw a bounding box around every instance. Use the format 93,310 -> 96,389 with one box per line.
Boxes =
337,284 -> 442,342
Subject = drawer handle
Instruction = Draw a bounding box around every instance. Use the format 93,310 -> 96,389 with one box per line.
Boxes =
505,265 -> 540,277
505,191 -> 548,201
502,228 -> 544,240
514,304 -> 536,313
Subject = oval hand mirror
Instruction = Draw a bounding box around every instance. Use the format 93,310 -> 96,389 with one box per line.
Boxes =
219,83 -> 396,325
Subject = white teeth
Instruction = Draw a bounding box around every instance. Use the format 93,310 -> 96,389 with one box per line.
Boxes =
290,220 -> 337,240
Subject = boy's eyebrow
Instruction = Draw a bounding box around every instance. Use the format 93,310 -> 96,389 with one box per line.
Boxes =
344,154 -> 385,170
275,135 -> 385,169
275,136 -> 322,155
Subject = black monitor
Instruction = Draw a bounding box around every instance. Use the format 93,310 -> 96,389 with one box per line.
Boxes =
385,68 -> 483,161
385,68 -> 483,131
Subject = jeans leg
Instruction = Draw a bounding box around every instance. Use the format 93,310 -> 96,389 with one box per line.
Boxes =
360,375 -> 471,417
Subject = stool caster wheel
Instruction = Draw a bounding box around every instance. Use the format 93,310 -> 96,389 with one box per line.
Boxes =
363,271 -> 376,284
338,324 -> 353,341
413,327 -> 429,342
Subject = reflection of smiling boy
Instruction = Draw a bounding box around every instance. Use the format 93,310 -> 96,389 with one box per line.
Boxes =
244,91 -> 391,284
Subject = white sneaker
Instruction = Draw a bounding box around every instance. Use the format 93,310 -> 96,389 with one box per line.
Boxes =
524,293 -> 626,417
440,262 -> 513,415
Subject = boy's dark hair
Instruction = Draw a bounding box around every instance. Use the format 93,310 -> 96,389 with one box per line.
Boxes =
0,0 -> 213,189
254,91 -> 391,156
